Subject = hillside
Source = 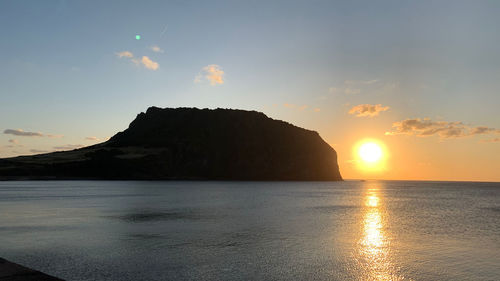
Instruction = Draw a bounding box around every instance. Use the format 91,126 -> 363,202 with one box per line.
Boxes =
0,107 -> 342,181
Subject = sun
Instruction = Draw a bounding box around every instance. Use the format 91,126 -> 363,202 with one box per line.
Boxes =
359,142 -> 383,163
352,139 -> 388,173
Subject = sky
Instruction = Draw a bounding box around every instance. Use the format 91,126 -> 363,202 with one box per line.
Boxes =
1,0 -> 499,181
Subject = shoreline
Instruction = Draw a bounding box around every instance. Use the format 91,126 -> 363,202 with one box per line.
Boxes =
0,258 -> 63,281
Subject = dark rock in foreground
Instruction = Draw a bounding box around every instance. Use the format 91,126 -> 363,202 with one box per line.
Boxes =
0,258 -> 63,281
0,107 -> 342,181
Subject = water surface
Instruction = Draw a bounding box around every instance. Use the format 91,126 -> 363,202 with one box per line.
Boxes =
0,181 -> 498,280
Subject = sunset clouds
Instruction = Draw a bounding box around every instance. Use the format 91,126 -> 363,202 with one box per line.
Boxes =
140,56 -> 159,70
194,65 -> 224,85
480,138 -> 500,143
349,104 -> 390,117
386,118 -> 500,139
150,45 -> 164,53
116,51 -> 133,58
116,51 -> 159,70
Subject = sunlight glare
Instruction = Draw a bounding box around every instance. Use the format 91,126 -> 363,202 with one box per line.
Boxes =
353,139 -> 388,173
359,142 -> 383,163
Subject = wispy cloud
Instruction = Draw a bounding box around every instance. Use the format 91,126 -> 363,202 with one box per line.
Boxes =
349,104 -> 390,117
46,134 -> 64,138
480,138 -> 500,143
4,129 -> 43,137
5,139 -> 23,148
386,118 -> 500,139
150,45 -> 164,53
4,129 -> 62,138
85,136 -> 100,141
53,144 -> 84,151
470,126 -> 498,135
116,51 -> 133,58
194,65 -> 224,86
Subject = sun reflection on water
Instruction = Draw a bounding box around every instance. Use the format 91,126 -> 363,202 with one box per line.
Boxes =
362,208 -> 383,253
367,195 -> 379,207
358,186 -> 405,281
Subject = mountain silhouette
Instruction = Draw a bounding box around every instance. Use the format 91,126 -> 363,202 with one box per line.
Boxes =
0,107 -> 342,181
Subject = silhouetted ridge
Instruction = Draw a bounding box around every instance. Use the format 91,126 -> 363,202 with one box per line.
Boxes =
0,107 -> 342,181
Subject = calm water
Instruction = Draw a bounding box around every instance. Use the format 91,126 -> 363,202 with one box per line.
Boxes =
0,181 -> 499,281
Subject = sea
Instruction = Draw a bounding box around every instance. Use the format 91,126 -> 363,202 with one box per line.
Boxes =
0,180 -> 498,281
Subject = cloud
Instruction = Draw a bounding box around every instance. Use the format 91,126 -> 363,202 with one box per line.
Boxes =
4,129 -> 63,139
313,108 -> 321,112
386,118 -> 500,139
53,144 -> 84,151
30,149 -> 48,153
116,51 -> 159,70
349,104 -> 390,117
4,129 -> 43,137
195,64 -> 224,86
150,45 -> 164,53
5,139 -> 22,148
116,51 -> 133,58
140,56 -> 159,70
470,126 -> 498,135
46,134 -> 64,138
480,138 -> 500,143
85,136 -> 100,141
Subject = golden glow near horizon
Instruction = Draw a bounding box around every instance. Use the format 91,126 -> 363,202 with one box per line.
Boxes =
354,139 -> 388,173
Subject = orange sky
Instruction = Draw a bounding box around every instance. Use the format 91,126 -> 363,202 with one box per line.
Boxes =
263,103 -> 500,182
1,1 -> 499,182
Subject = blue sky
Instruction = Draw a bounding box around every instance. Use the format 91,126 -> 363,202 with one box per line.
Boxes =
1,0 -> 499,180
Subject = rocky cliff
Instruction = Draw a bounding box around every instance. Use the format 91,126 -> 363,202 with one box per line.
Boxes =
0,107 -> 342,181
